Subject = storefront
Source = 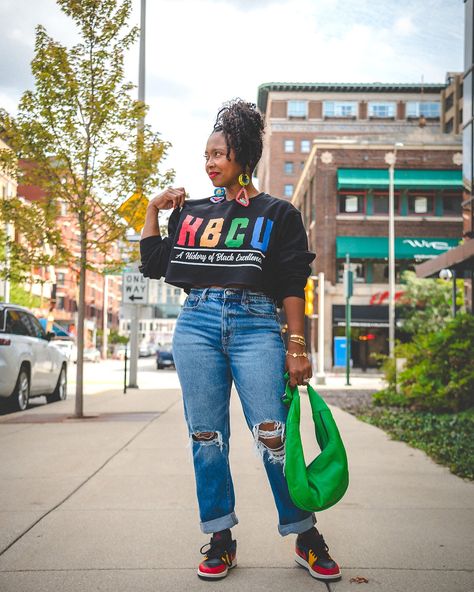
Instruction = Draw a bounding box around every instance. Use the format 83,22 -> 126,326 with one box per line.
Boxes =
332,304 -> 395,369
336,236 -> 461,283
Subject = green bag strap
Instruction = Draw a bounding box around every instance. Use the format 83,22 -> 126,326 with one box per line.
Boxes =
282,373 -> 330,413
283,374 -> 335,452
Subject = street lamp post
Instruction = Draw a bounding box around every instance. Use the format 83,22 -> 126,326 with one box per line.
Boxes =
384,143 -> 403,358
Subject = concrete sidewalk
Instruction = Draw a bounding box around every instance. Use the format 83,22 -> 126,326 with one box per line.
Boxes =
0,386 -> 473,592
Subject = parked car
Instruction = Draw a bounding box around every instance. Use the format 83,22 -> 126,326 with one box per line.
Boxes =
51,339 -> 77,362
83,347 -> 101,363
113,346 -> 130,361
139,343 -> 156,357
156,344 -> 175,370
0,304 -> 68,411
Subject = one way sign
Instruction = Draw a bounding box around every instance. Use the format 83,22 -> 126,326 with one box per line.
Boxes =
122,272 -> 149,305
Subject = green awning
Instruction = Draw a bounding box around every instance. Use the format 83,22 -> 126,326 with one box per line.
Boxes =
336,237 -> 461,260
337,169 -> 463,189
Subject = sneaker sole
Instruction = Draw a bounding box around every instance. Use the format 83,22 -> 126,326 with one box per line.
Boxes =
197,562 -> 237,580
295,555 -> 341,581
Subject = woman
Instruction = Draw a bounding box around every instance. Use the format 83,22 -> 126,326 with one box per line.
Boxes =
140,100 -> 340,582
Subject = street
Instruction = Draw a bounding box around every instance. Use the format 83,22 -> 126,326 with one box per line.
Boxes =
67,357 -> 180,396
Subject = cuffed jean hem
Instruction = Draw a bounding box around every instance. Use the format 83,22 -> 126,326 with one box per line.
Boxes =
200,511 -> 239,534
278,513 -> 316,537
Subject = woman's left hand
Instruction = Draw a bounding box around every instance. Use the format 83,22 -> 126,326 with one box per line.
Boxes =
285,351 -> 312,388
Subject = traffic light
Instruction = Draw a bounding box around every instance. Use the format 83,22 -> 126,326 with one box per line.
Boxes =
304,277 -> 314,316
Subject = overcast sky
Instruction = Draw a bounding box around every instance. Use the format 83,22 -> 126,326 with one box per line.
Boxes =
0,0 -> 465,199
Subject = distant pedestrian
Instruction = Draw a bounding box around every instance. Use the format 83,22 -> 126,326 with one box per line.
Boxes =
140,99 -> 341,582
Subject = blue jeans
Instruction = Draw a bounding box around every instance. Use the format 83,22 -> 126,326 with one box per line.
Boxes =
172,287 -> 316,536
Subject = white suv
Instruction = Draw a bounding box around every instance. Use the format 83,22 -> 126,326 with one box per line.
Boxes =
0,304 -> 68,411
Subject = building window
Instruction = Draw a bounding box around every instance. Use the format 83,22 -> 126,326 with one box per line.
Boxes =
339,194 -> 364,213
301,139 -> 311,153
284,161 -> 294,175
59,201 -> 68,216
336,261 -> 366,283
406,101 -> 441,119
408,194 -> 434,214
287,100 -> 308,118
56,296 -> 65,310
442,194 -> 462,216
56,272 -> 66,286
284,184 -> 294,197
323,101 -> 357,118
300,161 -> 306,170
368,102 -> 396,118
372,262 -> 388,283
373,194 -> 400,214
284,139 -> 295,153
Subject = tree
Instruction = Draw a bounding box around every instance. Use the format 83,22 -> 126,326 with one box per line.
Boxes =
397,271 -> 464,337
0,0 -> 173,417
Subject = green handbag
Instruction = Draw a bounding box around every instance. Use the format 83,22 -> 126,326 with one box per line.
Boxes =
282,374 -> 349,512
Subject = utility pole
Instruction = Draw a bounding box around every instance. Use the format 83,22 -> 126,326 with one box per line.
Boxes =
315,272 -> 326,385
128,0 -> 146,388
344,254 -> 353,387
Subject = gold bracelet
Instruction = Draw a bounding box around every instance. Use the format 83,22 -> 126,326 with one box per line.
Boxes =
289,339 -> 306,347
286,351 -> 308,358
289,336 -> 306,344
289,334 -> 305,340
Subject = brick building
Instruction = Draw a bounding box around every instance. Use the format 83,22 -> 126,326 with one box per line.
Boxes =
441,72 -> 464,135
292,138 -> 463,371
256,82 -> 446,200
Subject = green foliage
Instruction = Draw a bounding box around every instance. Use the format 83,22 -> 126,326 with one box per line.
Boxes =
96,328 -> 127,344
374,314 -> 474,412
360,408 -> 474,480
397,271 -> 463,336
0,283 -> 42,308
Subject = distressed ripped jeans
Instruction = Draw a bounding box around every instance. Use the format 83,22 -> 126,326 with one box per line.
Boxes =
172,288 -> 316,536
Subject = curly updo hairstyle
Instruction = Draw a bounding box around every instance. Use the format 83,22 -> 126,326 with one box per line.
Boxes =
213,99 -> 265,175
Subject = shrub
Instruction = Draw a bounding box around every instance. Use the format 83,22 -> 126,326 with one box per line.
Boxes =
374,313 -> 474,413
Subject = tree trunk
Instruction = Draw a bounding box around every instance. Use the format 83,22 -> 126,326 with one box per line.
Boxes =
74,210 -> 87,418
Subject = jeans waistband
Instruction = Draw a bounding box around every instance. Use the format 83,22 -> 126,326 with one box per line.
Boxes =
189,287 -> 274,303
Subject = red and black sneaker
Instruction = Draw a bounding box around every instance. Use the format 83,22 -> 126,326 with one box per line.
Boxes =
197,529 -> 237,580
295,528 -> 341,581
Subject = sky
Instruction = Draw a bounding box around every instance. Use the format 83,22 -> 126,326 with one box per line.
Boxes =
0,0 -> 465,199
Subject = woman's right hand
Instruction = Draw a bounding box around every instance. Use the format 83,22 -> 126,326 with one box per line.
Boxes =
147,187 -> 186,212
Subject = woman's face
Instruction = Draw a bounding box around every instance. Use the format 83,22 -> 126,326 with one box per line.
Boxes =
204,131 -> 243,188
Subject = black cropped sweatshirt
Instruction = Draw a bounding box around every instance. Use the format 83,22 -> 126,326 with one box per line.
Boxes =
139,193 -> 315,306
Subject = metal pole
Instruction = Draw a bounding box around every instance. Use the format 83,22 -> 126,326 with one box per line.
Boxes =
345,255 -> 352,387
316,272 -> 326,385
138,0 -> 146,105
452,269 -> 457,318
128,304 -> 140,388
125,0 -> 146,389
388,162 -> 396,358
123,345 -> 128,394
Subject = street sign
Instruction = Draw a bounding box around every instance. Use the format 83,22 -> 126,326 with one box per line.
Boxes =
118,192 -> 149,233
122,272 -> 148,305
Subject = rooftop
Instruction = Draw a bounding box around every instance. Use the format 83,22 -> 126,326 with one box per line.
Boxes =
257,81 -> 447,113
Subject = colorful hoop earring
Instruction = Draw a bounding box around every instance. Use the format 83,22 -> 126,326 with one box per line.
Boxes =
210,187 -> 226,203
235,173 -> 250,207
